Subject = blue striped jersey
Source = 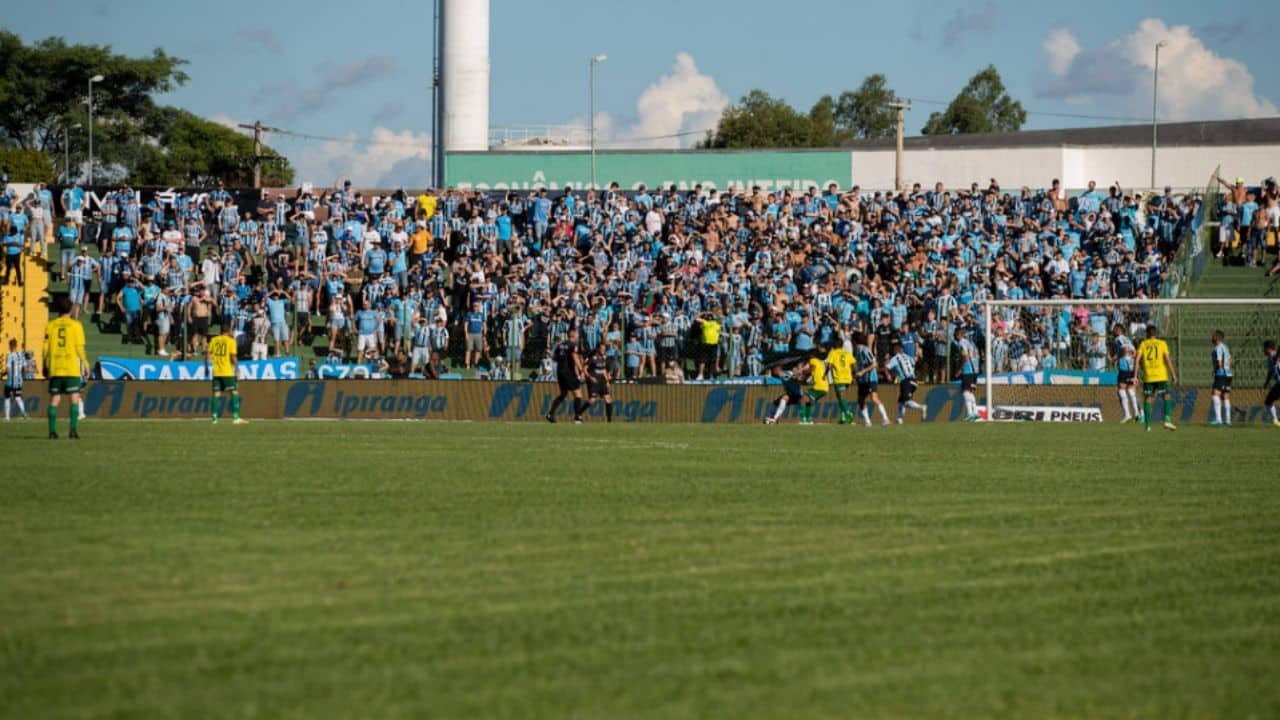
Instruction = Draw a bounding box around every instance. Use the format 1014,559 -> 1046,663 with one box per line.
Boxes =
886,352 -> 916,382
5,351 -> 24,388
1213,343 -> 1232,377
412,324 -> 431,348
1114,335 -> 1135,371
959,338 -> 980,374
856,346 -> 878,384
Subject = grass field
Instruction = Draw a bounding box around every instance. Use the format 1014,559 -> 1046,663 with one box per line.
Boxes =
2,421 -> 1278,719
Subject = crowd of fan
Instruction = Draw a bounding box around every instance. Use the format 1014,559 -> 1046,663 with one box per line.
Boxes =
4,172 -> 1263,382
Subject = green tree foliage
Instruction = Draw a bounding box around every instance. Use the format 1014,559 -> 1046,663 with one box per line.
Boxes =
0,31 -> 292,186
700,91 -> 850,149
136,109 -> 294,187
0,148 -> 55,183
835,74 -> 898,139
921,65 -> 1027,135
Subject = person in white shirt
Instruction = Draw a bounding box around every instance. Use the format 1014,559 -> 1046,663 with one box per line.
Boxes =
161,221 -> 183,257
645,207 -> 663,236
201,251 -> 221,297
361,227 -> 380,256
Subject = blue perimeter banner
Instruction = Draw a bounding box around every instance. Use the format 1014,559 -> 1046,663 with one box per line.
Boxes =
98,357 -> 300,381
14,379 -> 1270,425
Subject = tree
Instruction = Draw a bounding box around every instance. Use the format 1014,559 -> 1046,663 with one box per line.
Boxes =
0,31 -> 292,186
835,74 -> 898,139
0,148 -> 55,183
806,95 -> 846,147
921,65 -> 1026,135
699,91 -> 848,149
134,109 -> 294,187
0,31 -> 187,154
700,90 -> 813,149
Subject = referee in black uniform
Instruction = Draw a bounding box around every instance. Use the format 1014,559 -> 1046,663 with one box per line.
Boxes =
546,327 -> 587,424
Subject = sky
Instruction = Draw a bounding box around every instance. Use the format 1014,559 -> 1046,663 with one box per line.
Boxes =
5,0 -> 1276,186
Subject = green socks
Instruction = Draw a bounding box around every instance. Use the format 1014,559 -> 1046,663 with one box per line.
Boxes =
1144,401 -> 1152,429
70,404 -> 79,433
231,395 -> 241,420
211,396 -> 221,420
1164,397 -> 1173,423
836,396 -> 848,414
47,404 -> 57,434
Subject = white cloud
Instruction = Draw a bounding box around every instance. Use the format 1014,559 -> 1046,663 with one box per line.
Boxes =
208,114 -> 241,130
1043,28 -> 1080,77
1040,18 -> 1277,120
593,52 -> 729,149
291,127 -> 431,188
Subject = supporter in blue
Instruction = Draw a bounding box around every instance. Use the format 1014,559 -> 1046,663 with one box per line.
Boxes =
116,276 -> 144,343
2,217 -> 23,285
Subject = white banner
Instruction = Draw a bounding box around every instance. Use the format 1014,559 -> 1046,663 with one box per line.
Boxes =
990,405 -> 1103,423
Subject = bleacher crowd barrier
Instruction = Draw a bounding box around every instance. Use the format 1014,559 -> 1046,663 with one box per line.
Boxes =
15,380 -> 1272,425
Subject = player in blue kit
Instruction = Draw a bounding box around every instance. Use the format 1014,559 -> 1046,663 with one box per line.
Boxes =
1208,330 -> 1232,426
764,359 -> 810,425
954,327 -> 981,421
854,332 -> 889,427
1111,324 -> 1140,423
885,340 -> 926,424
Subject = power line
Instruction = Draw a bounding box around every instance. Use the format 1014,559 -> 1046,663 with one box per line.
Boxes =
905,97 -> 1150,124
224,120 -> 430,150
270,127 -> 429,149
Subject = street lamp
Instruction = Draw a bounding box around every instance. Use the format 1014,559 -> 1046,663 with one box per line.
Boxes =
1151,42 -> 1165,190
88,74 -> 104,185
589,54 -> 607,191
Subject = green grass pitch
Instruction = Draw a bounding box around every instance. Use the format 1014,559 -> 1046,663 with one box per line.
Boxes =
2,420 -> 1278,719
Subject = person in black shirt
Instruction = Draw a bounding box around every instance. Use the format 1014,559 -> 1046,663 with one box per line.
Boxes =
546,327 -> 587,423
584,343 -> 615,423
873,313 -> 896,366
1112,258 -> 1135,298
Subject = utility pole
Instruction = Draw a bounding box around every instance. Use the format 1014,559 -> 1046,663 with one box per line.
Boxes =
237,121 -> 284,188
887,99 -> 912,193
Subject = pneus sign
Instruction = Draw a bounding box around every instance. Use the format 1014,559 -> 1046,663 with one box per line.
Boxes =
15,381 -> 1274,424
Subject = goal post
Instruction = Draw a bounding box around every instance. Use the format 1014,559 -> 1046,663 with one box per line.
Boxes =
980,298 -> 1280,422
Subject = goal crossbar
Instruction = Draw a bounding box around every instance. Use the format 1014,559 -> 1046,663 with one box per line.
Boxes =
980,298 -> 1280,417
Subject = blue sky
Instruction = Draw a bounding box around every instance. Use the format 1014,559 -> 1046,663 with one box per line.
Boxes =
5,0 -> 1275,186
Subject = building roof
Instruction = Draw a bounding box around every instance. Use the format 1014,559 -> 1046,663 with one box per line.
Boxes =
841,117 -> 1280,151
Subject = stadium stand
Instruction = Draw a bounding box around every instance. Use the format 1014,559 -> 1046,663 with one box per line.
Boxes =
3,172 -> 1278,383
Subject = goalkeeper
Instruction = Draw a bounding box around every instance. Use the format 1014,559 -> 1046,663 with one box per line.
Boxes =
1135,325 -> 1178,432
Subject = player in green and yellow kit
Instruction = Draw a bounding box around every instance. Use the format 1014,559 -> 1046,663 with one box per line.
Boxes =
206,326 -> 247,424
1136,325 -> 1178,432
43,296 -> 90,439
824,342 -> 855,424
801,353 -> 828,425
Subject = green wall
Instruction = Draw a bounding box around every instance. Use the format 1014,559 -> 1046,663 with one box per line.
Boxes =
445,150 -> 853,192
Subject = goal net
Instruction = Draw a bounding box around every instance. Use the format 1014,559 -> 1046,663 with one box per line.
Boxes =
980,298 -> 1280,424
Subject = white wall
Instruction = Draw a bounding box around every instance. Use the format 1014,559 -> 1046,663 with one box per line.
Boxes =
851,144 -> 1280,191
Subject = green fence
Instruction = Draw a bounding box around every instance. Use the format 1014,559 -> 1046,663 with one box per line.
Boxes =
445,149 -> 853,192
1164,168 -> 1221,299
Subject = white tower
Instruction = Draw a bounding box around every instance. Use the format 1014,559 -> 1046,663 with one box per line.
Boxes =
441,0 -> 490,152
